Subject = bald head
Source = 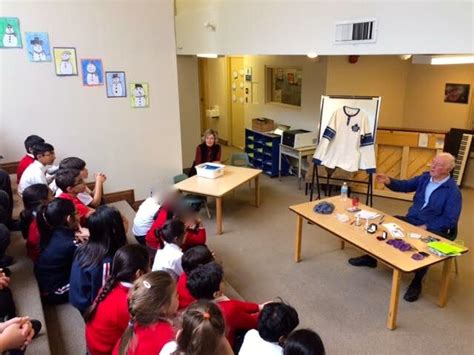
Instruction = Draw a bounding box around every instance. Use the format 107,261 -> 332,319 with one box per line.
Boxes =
430,152 -> 455,181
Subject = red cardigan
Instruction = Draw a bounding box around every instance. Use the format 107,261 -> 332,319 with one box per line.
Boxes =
26,219 -> 40,262
218,299 -> 259,347
112,321 -> 174,355
86,283 -> 130,355
177,273 -> 195,310
17,154 -> 34,183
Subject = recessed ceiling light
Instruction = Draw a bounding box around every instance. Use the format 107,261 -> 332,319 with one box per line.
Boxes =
197,53 -> 218,58
307,53 -> 318,59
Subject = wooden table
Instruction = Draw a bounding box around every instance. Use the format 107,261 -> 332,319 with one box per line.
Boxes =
175,166 -> 262,235
279,144 -> 316,189
289,196 -> 468,330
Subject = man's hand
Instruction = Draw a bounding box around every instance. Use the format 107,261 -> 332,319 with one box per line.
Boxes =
375,173 -> 391,185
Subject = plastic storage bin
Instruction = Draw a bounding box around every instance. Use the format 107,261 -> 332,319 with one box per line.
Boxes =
196,163 -> 225,179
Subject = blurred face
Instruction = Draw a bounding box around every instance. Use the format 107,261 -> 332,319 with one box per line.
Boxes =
205,134 -> 216,147
80,167 -> 89,179
70,176 -> 87,194
39,151 -> 56,165
430,156 -> 452,180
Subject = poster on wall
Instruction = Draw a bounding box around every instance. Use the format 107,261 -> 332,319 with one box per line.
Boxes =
25,32 -> 51,62
53,47 -> 78,76
130,83 -> 149,108
105,71 -> 127,98
0,17 -> 22,48
81,59 -> 104,86
444,83 -> 470,104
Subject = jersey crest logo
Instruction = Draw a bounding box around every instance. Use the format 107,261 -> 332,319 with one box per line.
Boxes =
351,123 -> 360,132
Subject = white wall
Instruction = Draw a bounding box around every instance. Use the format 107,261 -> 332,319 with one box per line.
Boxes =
0,0 -> 182,200
177,56 -> 201,168
175,0 -> 473,55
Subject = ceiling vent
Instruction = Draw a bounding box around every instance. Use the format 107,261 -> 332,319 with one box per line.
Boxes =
335,19 -> 377,44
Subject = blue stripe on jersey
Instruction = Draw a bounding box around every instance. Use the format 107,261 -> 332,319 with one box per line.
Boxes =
360,133 -> 374,147
322,127 -> 336,140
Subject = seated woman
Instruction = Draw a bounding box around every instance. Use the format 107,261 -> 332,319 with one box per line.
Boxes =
188,129 -> 221,177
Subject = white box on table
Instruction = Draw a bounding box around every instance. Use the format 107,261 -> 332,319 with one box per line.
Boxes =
196,163 -> 225,179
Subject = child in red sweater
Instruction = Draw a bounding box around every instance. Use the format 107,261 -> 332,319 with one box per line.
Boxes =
177,245 -> 214,310
16,135 -> 45,184
114,271 -> 179,355
187,262 -> 267,350
85,244 -> 149,355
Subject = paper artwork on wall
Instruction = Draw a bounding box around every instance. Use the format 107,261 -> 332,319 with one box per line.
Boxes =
130,82 -> 149,108
81,59 -> 104,86
0,17 -> 22,48
245,67 -> 252,81
53,47 -> 78,76
105,71 -> 127,98
25,32 -> 51,62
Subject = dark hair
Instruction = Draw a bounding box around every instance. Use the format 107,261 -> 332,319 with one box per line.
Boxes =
84,244 -> 149,322
24,135 -> 45,153
119,271 -> 176,355
32,142 -> 54,159
174,200 -> 200,217
19,184 -> 50,239
259,302 -> 299,343
74,205 -> 127,269
160,219 -> 185,245
55,168 -> 81,191
181,245 -> 214,275
187,262 -> 223,300
36,198 -> 76,248
59,157 -> 86,170
283,329 -> 325,355
174,300 -> 225,355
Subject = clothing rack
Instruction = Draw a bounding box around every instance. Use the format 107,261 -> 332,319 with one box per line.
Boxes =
309,163 -> 374,206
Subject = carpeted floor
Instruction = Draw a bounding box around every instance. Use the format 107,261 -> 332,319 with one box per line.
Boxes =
202,173 -> 474,355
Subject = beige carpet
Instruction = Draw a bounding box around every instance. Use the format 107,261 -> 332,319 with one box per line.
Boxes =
203,173 -> 474,355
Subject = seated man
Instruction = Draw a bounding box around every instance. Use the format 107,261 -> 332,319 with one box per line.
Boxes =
18,143 -> 55,196
348,152 -> 462,302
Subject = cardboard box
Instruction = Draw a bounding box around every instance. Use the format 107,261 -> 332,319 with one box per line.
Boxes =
252,118 -> 274,132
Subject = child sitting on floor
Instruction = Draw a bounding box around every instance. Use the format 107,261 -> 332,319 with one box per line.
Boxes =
187,262 -> 267,350
132,191 -> 160,245
16,135 -> 45,184
113,271 -> 179,355
177,245 -> 215,310
152,220 -> 186,280
283,329 -> 325,355
239,301 -> 299,355
85,244 -> 149,355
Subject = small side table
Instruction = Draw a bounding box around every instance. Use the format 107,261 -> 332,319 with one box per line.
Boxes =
279,144 -> 316,189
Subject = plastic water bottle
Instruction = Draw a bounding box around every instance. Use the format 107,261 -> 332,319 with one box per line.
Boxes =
341,182 -> 348,201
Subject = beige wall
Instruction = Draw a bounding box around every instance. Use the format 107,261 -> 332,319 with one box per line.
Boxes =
177,56 -> 201,168
0,0 -> 182,200
326,56 -> 410,127
403,64 -> 474,131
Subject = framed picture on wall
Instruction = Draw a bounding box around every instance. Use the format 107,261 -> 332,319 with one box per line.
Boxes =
444,83 -> 470,104
81,58 -> 104,86
105,71 -> 127,98
53,47 -> 78,76
25,32 -> 51,62
130,82 -> 149,108
265,66 -> 302,107
0,17 -> 22,48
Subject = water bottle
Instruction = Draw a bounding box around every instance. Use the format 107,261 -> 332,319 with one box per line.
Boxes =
341,182 -> 348,201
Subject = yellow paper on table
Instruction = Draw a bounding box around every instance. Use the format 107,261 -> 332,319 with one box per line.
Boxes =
427,242 -> 464,255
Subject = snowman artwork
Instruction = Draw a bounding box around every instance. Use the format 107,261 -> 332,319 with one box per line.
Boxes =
111,73 -> 123,96
3,24 -> 18,47
59,50 -> 74,75
30,37 -> 46,61
86,62 -> 99,85
133,84 -> 147,107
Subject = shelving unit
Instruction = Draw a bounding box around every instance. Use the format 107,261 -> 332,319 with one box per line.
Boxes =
245,128 -> 289,177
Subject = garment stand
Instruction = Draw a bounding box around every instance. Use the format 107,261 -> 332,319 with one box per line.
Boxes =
309,163 -> 373,206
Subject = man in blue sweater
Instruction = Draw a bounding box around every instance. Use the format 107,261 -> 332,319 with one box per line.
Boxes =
349,152 -> 462,302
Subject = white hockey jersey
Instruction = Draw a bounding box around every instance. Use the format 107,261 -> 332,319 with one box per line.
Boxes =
313,106 -> 376,172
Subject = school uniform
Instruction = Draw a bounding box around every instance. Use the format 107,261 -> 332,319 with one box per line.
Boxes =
112,321 -> 175,355
51,181 -> 94,206
181,226 -> 207,251
16,153 -> 35,183
86,282 -> 131,355
132,197 -> 160,244
18,160 -> 48,196
239,329 -> 283,355
216,297 -> 260,348
58,192 -> 90,225
145,207 -> 172,250
26,218 -> 41,262
177,273 -> 195,310
69,254 -> 112,314
34,227 -> 77,304
152,242 -> 183,280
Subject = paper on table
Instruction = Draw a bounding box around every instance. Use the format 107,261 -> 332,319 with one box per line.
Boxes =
418,133 -> 428,147
383,222 -> 405,238
355,210 -> 380,220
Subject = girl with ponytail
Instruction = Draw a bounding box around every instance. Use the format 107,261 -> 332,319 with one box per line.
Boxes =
85,244 -> 149,355
113,271 -> 179,355
160,300 -> 233,355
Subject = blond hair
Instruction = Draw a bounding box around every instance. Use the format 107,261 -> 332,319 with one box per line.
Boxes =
202,129 -> 218,143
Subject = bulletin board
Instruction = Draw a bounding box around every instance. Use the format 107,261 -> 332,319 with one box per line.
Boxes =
317,95 -> 382,143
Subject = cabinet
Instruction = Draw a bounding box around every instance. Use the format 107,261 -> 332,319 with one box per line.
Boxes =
245,129 -> 288,177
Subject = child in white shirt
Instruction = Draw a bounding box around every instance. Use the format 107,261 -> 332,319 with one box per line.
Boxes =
18,143 -> 55,196
132,194 -> 160,244
152,219 -> 186,279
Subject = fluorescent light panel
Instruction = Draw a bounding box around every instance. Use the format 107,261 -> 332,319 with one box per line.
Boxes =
431,55 -> 474,65
197,53 -> 218,58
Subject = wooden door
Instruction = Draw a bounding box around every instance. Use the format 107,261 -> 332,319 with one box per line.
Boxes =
229,57 -> 245,149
